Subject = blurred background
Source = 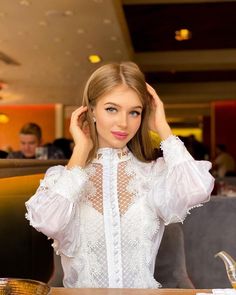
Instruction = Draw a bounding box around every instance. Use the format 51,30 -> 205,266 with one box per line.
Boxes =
1,1 -> 236,288
0,0 -> 236,162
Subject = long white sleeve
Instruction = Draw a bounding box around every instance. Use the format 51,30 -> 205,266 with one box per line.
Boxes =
25,165 -> 88,257
148,136 -> 214,224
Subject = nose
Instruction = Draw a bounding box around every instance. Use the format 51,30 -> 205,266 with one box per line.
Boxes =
117,112 -> 128,128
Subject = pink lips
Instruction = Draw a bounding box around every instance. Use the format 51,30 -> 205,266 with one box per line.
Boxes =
111,131 -> 128,140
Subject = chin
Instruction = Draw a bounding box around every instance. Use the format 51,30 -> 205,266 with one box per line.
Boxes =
111,141 -> 128,149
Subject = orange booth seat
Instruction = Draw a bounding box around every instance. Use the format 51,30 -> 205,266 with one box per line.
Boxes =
0,173 -> 54,282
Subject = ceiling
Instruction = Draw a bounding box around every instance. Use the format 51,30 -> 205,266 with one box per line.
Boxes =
0,0 -> 236,108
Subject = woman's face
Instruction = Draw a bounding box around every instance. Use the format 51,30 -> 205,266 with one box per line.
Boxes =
92,84 -> 143,149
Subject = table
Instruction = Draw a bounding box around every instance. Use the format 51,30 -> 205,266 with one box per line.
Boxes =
50,289 -> 210,295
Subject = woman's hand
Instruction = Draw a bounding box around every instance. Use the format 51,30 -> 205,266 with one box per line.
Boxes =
146,83 -> 172,140
67,106 -> 93,168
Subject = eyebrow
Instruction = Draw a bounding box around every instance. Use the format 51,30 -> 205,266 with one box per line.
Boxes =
104,102 -> 143,109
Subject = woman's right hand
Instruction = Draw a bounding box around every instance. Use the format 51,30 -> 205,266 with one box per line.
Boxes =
67,106 -> 93,168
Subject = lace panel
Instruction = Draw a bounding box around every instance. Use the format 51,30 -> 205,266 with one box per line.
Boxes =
117,161 -> 135,215
86,163 -> 103,215
121,203 -> 161,288
72,206 -> 108,287
85,212 -> 108,287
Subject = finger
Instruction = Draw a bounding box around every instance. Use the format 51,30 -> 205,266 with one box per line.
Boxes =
71,106 -> 88,127
146,83 -> 156,93
146,84 -> 163,106
71,106 -> 88,119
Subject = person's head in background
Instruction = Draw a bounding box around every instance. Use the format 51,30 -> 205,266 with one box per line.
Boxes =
82,61 -> 156,163
19,122 -> 42,158
216,144 -> 227,155
53,138 -> 73,159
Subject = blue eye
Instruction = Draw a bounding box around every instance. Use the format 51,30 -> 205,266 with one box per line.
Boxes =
105,107 -> 117,113
130,111 -> 141,117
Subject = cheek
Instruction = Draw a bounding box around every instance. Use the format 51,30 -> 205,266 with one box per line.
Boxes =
30,144 -> 37,150
96,113 -> 112,128
133,117 -> 142,131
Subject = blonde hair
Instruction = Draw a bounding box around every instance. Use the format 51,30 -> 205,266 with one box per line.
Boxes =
82,61 -> 157,163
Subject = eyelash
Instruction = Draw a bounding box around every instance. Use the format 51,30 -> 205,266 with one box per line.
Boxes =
105,107 -> 117,113
105,107 -> 141,117
130,110 -> 141,117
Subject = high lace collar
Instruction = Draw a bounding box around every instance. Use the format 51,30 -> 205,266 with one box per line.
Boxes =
93,146 -> 131,162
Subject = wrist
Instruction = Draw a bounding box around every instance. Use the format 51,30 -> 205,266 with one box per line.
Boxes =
67,145 -> 89,169
155,123 -> 172,141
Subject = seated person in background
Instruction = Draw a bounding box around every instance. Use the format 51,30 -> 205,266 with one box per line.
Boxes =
53,138 -> 74,159
7,122 -> 64,159
7,122 -> 42,159
185,134 -> 209,160
0,150 -> 8,158
213,144 -> 236,177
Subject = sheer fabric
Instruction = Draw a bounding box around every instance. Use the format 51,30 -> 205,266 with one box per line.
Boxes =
26,136 -> 214,288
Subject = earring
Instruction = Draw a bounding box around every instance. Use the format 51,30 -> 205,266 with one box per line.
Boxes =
93,117 -> 96,123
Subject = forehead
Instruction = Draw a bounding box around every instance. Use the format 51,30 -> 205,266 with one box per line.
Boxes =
19,134 -> 39,143
98,85 -> 142,106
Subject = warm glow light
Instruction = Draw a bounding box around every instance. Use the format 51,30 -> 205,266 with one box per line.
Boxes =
88,54 -> 102,63
150,128 -> 202,146
172,128 -> 202,141
175,29 -> 192,41
0,113 -> 10,123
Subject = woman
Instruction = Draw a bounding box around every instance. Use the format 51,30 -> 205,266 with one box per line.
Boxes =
26,62 -> 214,288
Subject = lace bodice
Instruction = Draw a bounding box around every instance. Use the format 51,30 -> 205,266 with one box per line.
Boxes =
26,136 -> 214,288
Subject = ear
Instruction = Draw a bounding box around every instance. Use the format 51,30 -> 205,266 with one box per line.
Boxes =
90,106 -> 95,115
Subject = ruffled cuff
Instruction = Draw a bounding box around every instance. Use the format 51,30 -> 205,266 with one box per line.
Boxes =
160,135 -> 193,168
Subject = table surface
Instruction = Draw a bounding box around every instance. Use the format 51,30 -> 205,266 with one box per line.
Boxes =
50,288 -> 210,295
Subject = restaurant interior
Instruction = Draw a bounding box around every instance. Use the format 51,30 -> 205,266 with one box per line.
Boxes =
0,0 -> 236,294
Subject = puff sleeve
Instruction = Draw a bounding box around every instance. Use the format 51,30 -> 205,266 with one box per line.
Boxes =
25,165 -> 88,257
148,136 -> 214,224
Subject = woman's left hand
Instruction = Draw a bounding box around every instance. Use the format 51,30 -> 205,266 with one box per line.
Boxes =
146,83 -> 172,140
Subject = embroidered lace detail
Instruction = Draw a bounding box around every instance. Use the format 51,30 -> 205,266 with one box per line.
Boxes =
25,143 -> 213,288
79,207 -> 108,287
94,146 -> 131,162
159,135 -> 179,151
126,159 -> 153,200
85,163 -> 103,214
121,201 -> 161,288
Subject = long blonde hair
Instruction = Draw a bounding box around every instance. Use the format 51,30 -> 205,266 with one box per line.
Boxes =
82,61 -> 157,163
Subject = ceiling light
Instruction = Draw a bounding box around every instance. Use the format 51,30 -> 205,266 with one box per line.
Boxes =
175,29 -> 192,41
88,55 -> 102,64
19,0 -> 31,6
39,21 -> 48,27
103,19 -> 111,24
64,10 -> 73,17
0,113 -> 10,124
77,28 -> 85,34
54,37 -> 62,43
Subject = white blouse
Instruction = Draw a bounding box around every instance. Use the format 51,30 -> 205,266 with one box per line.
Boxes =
25,136 -> 214,288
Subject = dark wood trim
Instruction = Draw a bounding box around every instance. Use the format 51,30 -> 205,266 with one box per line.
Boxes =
0,159 -> 67,178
